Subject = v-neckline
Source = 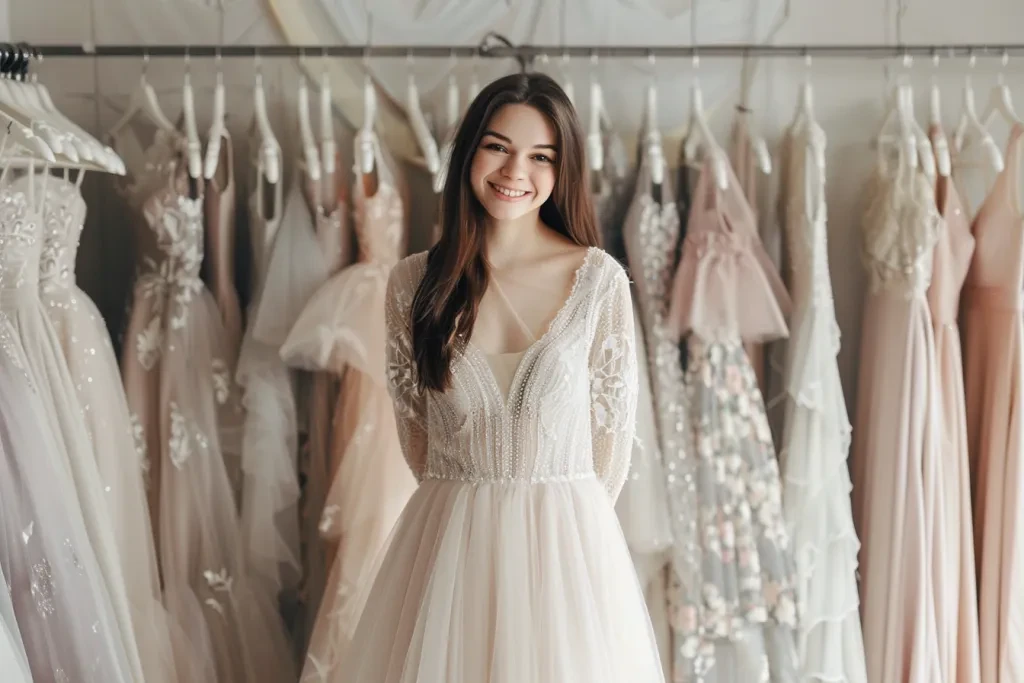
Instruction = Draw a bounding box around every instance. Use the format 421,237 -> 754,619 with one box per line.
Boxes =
466,246 -> 596,412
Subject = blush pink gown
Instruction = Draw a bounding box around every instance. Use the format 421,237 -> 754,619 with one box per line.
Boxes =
962,122 -> 1024,683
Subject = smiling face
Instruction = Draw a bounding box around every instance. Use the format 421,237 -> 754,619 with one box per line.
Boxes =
469,103 -> 559,226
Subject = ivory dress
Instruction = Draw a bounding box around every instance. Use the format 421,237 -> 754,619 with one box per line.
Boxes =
38,172 -> 185,683
776,116 -> 867,683
328,246 -> 663,683
962,123 -> 1024,683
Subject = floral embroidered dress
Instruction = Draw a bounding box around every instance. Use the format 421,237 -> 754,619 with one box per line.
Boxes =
665,149 -> 800,683
323,246 -> 664,683
116,127 -> 295,683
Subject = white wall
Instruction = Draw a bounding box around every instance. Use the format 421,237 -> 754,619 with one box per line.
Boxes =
11,0 -> 1024,412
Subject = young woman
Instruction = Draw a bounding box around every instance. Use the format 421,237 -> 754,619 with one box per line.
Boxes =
336,72 -> 664,682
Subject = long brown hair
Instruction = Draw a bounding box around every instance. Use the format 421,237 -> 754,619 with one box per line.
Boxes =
411,72 -> 599,393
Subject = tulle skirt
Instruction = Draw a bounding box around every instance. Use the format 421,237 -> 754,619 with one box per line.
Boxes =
318,475 -> 665,683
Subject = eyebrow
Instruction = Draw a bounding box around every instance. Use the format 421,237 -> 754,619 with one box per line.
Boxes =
482,130 -> 558,152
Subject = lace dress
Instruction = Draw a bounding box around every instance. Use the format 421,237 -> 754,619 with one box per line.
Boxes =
285,144 -> 418,681
116,127 -> 295,683
0,178 -> 137,683
665,149 -> 799,683
851,137 -> 943,683
327,246 -> 663,683
38,173 -> 186,683
776,118 -> 867,683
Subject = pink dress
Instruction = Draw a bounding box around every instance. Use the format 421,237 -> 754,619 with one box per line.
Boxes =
927,128 -> 982,683
851,139 -> 942,683
962,122 -> 1024,683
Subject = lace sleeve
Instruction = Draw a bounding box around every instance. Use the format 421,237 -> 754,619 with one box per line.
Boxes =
589,265 -> 640,503
385,259 -> 428,481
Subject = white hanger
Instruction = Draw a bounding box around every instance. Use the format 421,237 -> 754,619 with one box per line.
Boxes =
560,52 -> 575,106
875,54 -> 936,178
180,52 -> 202,179
319,53 -> 336,177
982,50 -> 1023,128
0,53 -> 66,160
683,54 -> 729,190
587,54 -> 605,172
737,53 -> 772,175
434,54 -> 461,194
793,52 -> 815,126
953,51 -> 1004,172
928,52 -> 952,177
108,54 -> 176,140
405,53 -> 440,177
296,57 -> 321,182
203,52 -> 227,180
27,65 -> 98,166
252,53 -> 281,185
467,54 -> 481,106
356,51 -> 377,176
643,54 -> 665,186
0,50 -> 59,166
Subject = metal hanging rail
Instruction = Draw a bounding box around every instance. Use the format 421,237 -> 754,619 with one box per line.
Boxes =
29,42 -> 1024,60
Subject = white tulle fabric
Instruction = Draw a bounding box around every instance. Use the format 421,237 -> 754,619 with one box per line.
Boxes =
776,118 -> 868,683
0,175 -> 147,681
323,247 -> 664,683
0,194 -> 137,682
37,174 -> 187,683
0,562 -> 30,683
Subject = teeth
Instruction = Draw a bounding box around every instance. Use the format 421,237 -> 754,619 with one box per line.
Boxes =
493,184 -> 527,198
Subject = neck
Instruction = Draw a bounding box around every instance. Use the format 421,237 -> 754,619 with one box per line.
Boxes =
484,211 -> 546,267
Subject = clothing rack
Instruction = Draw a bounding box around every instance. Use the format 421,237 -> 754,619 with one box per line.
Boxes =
30,42 -> 1024,61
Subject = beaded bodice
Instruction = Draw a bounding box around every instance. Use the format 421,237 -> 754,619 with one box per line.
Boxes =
384,248 -> 639,500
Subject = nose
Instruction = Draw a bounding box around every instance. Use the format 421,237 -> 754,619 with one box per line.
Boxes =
500,152 -> 528,180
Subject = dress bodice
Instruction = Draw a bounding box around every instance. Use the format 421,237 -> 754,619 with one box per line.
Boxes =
353,180 -> 404,266
964,124 -> 1024,312
38,177 -> 86,294
0,188 -> 42,302
385,248 -> 639,498
862,144 -> 941,299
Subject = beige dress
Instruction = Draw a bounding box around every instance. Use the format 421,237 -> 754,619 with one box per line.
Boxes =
852,137 -> 943,683
962,122 -> 1024,683
286,139 -> 418,680
117,127 -> 295,683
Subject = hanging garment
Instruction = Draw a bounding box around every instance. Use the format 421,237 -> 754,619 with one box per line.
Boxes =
851,133 -> 943,683
593,128 -> 674,678
665,150 -> 799,682
285,145 -> 418,680
623,143 -> 694,682
324,245 -> 663,683
927,126 -> 982,683
235,144 -> 305,632
0,179 -> 138,683
116,126 -> 295,683
0,562 -> 30,683
776,117 -> 867,683
962,122 -> 1024,683
0,171 -> 147,682
39,172 -> 187,683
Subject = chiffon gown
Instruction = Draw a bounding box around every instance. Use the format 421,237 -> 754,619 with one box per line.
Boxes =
851,135 -> 942,683
776,115 -> 867,683
927,127 -> 982,683
0,177 -> 137,683
37,172 -> 186,683
962,122 -> 1024,683
666,150 -> 800,683
327,246 -> 663,683
284,145 -> 418,681
115,125 -> 295,683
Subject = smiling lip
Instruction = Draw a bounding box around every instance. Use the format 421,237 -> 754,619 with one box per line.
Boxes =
488,182 -> 532,202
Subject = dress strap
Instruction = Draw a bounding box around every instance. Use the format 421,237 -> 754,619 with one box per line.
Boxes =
488,275 -> 538,343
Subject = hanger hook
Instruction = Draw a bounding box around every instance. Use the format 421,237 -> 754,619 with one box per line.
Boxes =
142,50 -> 150,78
184,46 -> 191,76
803,46 -> 811,71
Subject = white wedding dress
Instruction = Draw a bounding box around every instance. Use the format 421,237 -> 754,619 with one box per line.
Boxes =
330,247 -> 664,683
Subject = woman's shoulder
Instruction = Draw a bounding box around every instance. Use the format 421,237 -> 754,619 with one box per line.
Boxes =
584,246 -> 632,296
387,251 -> 430,308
